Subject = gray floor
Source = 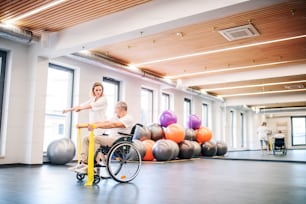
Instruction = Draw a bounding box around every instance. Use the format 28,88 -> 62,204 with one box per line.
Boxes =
0,157 -> 306,204
214,149 -> 306,163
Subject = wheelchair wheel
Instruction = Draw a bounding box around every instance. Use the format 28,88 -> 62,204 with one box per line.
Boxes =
76,173 -> 85,181
93,175 -> 101,184
107,142 -> 141,183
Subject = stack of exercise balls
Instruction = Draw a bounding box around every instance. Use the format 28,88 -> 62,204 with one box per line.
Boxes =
132,110 -> 228,162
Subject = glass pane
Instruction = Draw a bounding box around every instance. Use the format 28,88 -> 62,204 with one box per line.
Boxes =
202,104 -> 208,127
141,88 -> 153,125
161,93 -> 170,112
184,99 -> 191,128
103,80 -> 119,119
230,111 -> 235,148
292,117 -> 306,145
43,66 -> 73,152
240,113 -> 244,147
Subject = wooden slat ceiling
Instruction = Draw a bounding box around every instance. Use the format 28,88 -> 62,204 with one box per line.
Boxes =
91,0 -> 306,100
0,0 -> 151,36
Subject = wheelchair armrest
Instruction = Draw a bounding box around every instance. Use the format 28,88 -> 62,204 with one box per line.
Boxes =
118,132 -> 133,136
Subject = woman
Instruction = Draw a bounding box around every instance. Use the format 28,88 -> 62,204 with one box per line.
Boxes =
257,122 -> 269,152
63,82 -> 108,135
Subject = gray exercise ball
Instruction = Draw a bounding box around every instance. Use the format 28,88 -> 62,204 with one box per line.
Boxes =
190,141 -> 201,157
47,138 -> 76,165
148,123 -> 165,141
131,140 -> 146,159
133,125 -> 151,141
178,140 -> 194,159
152,140 -> 173,161
185,128 -> 196,141
201,141 -> 217,157
166,139 -> 179,160
216,141 -> 228,156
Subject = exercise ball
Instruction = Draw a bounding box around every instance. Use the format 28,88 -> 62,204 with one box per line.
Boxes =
152,140 -> 173,161
190,141 -> 201,157
148,123 -> 164,141
160,110 -> 177,127
164,123 -> 185,143
216,141 -> 228,156
142,140 -> 155,161
196,127 -> 212,144
166,139 -> 179,160
47,138 -> 76,165
185,128 -> 196,141
133,124 -> 151,141
129,140 -> 146,159
178,140 -> 194,159
201,141 -> 217,157
187,114 -> 201,130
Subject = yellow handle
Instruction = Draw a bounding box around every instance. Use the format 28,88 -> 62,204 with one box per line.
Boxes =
84,124 -> 96,186
77,128 -> 82,165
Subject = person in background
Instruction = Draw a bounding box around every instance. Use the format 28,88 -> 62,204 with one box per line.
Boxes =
257,122 -> 269,153
274,130 -> 285,139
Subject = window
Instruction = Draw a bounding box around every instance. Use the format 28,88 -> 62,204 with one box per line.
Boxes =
291,116 -> 306,146
0,50 -> 7,155
229,110 -> 235,148
161,92 -> 170,111
141,88 -> 154,124
103,77 -> 120,119
184,98 -> 192,127
240,113 -> 244,148
43,64 -> 74,152
202,103 -> 208,127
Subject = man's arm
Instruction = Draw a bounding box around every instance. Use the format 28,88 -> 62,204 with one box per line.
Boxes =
88,121 -> 125,131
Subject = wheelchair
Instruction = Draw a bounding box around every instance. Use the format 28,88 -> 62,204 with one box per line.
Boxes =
272,137 -> 287,156
75,124 -> 142,184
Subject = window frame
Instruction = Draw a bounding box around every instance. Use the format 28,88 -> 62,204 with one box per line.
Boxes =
161,92 -> 170,111
0,50 -> 7,155
202,103 -> 208,127
229,110 -> 235,148
240,112 -> 244,148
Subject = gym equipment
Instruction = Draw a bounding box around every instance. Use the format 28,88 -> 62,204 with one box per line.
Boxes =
133,124 -> 151,141
166,139 -> 179,160
159,110 -> 177,127
148,123 -> 164,141
75,124 -> 142,185
164,123 -> 185,143
201,141 -> 217,156
187,114 -> 201,130
185,128 -> 196,141
129,140 -> 146,159
190,141 -> 201,157
142,140 -> 155,161
152,140 -> 173,161
216,141 -> 228,156
196,127 -> 212,144
178,140 -> 194,159
47,138 -> 76,165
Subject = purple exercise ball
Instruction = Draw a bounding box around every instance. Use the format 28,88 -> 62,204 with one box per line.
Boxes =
160,110 -> 177,127
187,114 -> 202,130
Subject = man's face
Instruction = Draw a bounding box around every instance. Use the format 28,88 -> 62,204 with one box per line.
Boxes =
115,106 -> 122,117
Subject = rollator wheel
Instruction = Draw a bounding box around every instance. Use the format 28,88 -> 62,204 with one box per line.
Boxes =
107,142 -> 141,183
76,173 -> 85,181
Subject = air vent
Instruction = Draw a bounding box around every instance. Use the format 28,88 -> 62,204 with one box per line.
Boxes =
218,24 -> 260,41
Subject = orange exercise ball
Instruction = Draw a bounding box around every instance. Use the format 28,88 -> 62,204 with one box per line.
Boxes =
164,123 -> 185,144
142,140 -> 155,161
196,127 -> 212,144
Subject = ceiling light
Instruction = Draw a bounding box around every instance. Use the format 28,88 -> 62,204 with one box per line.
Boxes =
133,35 -> 305,67
202,80 -> 306,92
4,0 -> 66,24
165,59 -> 306,79
218,88 -> 306,98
